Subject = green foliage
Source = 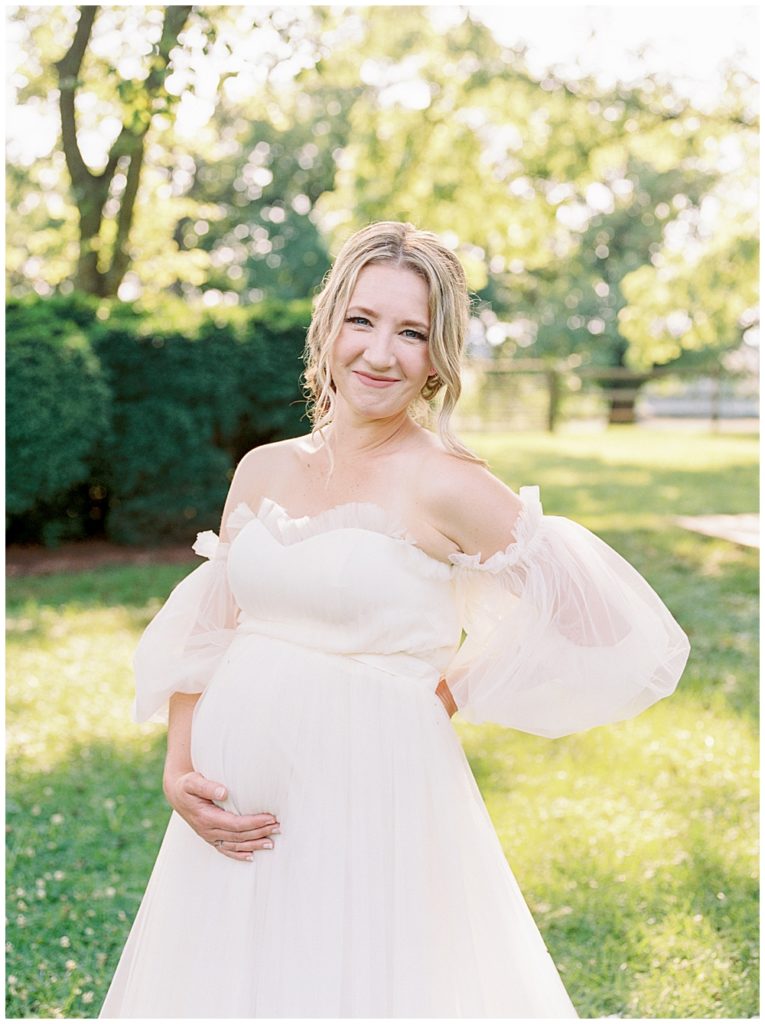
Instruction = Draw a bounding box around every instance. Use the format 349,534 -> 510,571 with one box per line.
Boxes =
497,160 -> 714,369
6,294 -> 312,546
179,111 -> 342,303
90,296 -> 311,543
620,210 -> 758,368
459,428 -> 758,1018
6,6 -> 757,371
293,9 -> 757,372
5,294 -> 112,543
5,427 -> 758,1018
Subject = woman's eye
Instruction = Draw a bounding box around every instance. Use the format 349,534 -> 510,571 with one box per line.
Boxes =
345,317 -> 426,341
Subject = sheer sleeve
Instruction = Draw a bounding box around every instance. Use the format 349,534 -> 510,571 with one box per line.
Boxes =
132,503 -> 255,725
444,485 -> 691,738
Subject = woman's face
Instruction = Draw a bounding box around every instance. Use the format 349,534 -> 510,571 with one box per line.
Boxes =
330,262 -> 435,420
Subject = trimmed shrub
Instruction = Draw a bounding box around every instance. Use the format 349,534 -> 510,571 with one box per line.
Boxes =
6,295 -> 112,544
91,297 -> 311,544
7,294 -> 312,546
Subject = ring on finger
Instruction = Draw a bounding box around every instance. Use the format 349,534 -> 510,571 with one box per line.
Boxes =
213,839 -> 224,848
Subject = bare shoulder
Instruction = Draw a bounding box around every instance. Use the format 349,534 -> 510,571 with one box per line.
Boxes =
217,435 -> 309,536
236,435 -> 307,478
418,442 -> 525,558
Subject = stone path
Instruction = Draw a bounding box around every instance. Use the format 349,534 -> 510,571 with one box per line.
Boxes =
673,513 -> 760,549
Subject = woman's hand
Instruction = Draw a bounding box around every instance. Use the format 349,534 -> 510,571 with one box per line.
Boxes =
163,770 -> 281,862
435,677 -> 458,719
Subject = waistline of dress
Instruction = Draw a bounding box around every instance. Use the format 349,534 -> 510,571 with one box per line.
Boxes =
233,617 -> 445,694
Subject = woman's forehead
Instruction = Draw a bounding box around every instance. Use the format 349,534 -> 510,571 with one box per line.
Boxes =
349,263 -> 430,309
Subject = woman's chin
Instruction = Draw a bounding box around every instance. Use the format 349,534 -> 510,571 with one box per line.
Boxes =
335,389 -> 411,420
347,401 -> 412,423
337,379 -> 427,416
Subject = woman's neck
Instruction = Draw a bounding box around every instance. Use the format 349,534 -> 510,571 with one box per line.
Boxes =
325,404 -> 418,463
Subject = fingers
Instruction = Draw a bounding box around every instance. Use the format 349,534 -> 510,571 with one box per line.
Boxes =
208,821 -> 280,844
176,772 -> 282,861
180,773 -> 279,832
198,797 -> 281,856
213,831 -> 279,861
182,771 -> 229,804
221,848 -> 253,862
203,805 -> 279,834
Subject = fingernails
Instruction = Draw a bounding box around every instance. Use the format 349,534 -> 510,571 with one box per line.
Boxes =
270,826 -> 281,834
263,841 -> 273,849
214,787 -> 226,799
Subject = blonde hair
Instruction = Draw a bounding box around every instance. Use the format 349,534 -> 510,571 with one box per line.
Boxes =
302,220 -> 486,466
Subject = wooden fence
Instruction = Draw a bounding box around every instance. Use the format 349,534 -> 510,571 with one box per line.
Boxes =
451,359 -> 758,433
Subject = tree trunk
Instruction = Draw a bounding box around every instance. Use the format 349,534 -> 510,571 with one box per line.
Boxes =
55,4 -> 192,297
605,373 -> 650,424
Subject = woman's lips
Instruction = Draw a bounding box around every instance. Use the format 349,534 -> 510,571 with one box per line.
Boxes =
353,370 -> 400,388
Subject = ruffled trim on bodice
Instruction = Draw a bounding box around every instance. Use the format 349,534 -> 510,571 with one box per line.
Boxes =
192,489 -> 547,578
255,496 -> 418,547
192,497 -> 455,581
447,485 -> 545,573
253,497 -> 453,581
192,502 -> 258,561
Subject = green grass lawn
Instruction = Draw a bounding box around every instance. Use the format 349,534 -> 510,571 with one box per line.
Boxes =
6,426 -> 759,1018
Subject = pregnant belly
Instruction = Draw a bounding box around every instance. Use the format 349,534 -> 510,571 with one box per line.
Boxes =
190,636 -> 315,818
190,633 -> 451,831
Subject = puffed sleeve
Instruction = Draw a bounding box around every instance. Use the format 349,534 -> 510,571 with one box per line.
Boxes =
132,503 -> 255,725
444,485 -> 691,738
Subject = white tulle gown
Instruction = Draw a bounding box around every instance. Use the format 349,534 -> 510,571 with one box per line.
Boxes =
99,485 -> 691,1018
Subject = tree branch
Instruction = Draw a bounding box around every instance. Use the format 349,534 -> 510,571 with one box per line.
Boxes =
103,142 -> 144,294
55,5 -> 98,193
57,4 -> 193,294
146,5 -> 193,93
99,4 -> 193,292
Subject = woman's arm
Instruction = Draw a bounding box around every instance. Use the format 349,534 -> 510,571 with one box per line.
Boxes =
157,448 -> 287,859
162,691 -> 201,794
162,692 -> 282,861
423,455 -> 524,718
435,676 -> 458,718
436,475 -> 690,736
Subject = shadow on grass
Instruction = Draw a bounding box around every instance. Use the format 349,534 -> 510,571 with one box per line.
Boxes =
7,735 -> 169,1018
6,561 -> 200,617
477,440 -> 757,520
6,719 -> 758,1018
458,722 -> 757,1015
539,843 -> 757,1018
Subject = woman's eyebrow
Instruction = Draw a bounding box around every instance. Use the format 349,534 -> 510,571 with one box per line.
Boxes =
347,305 -> 430,331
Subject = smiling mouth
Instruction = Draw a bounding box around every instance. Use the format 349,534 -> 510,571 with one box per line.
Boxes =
353,371 -> 400,384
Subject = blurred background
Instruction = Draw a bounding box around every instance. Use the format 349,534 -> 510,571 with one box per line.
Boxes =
5,6 -> 759,1020
5,3 -> 758,546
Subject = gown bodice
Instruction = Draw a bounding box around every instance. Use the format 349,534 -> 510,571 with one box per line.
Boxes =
132,484 -> 691,739
227,498 -> 462,678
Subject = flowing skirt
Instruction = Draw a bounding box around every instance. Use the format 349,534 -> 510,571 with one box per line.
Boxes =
99,633 -> 579,1018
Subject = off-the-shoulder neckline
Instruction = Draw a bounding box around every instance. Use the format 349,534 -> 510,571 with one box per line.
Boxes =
236,495 -> 455,575
222,486 -> 543,574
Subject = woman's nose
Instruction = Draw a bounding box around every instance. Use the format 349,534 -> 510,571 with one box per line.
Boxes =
363,329 -> 396,368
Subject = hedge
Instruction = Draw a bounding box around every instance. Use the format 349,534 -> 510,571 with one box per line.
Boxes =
6,294 -> 312,546
6,294 -> 113,545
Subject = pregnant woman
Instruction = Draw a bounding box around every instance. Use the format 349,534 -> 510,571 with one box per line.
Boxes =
99,220 -> 691,1017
